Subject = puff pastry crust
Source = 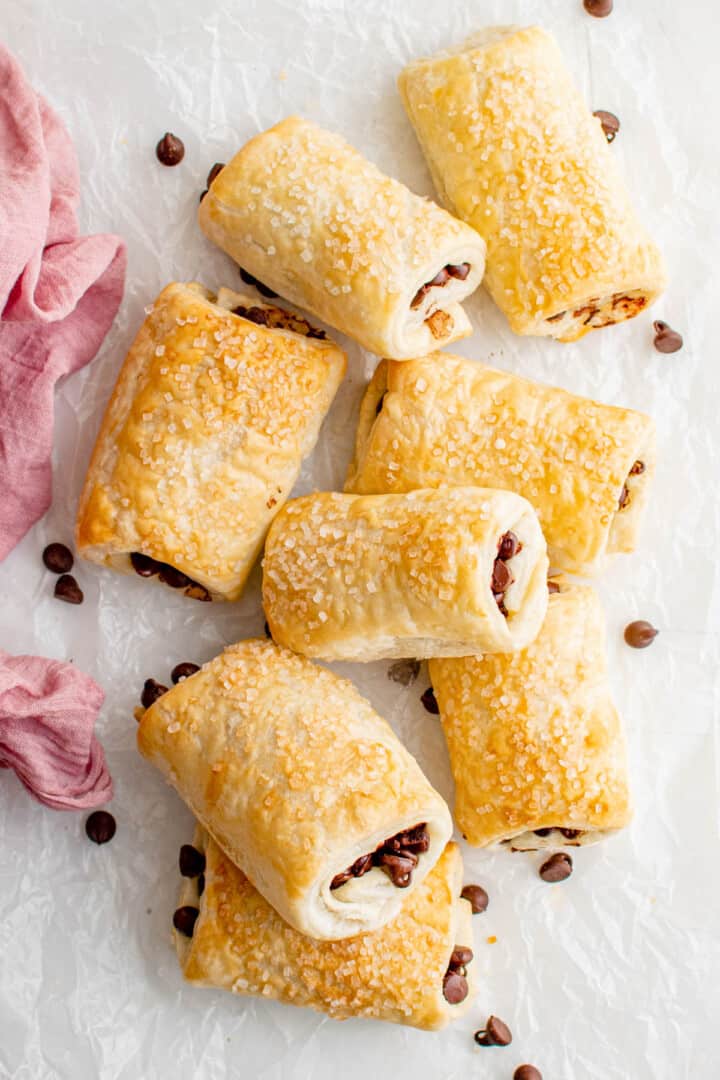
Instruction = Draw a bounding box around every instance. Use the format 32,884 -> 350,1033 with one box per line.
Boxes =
138,639 -> 453,941
76,282 -> 345,601
345,354 -> 655,574
398,26 -> 666,341
174,827 -> 475,1030
263,488 -> 548,661
198,116 -> 487,359
429,580 -> 632,849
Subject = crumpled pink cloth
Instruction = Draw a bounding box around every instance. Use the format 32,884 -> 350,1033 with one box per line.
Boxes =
0,650 -> 112,810
0,43 -> 126,561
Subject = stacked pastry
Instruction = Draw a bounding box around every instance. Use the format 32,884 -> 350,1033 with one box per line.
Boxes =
75,22 -> 660,1032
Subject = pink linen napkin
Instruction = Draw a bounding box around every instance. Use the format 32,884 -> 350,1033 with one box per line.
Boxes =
0,649 -> 112,810
0,42 -> 126,562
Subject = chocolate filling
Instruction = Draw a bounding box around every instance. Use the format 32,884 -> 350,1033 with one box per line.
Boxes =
547,292 -> 649,329
130,552 -> 211,601
330,823 -> 429,891
442,944 -> 473,1004
492,530 -> 521,616
534,827 -> 585,841
410,262 -> 471,310
618,459 -> 645,510
232,303 -> 326,339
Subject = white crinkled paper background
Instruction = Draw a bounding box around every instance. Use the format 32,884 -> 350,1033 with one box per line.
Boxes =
1,0 -> 718,1077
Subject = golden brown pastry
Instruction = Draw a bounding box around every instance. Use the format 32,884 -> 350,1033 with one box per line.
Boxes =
138,639 -> 453,941
198,116 -> 487,359
173,827 -> 476,1030
346,354 -> 655,574
398,26 -> 666,341
76,282 -> 345,601
428,580 -> 632,849
263,488 -> 548,661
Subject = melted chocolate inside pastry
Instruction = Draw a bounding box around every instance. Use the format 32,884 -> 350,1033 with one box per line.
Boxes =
410,262 -> 471,310
442,944 -> 473,1004
330,823 -> 430,891
232,303 -> 326,339
546,291 -> 649,330
618,459 -> 645,510
492,531 -> 522,616
130,552 -> 211,601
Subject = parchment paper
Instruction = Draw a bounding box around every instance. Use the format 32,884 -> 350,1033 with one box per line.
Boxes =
1,1 -> 718,1077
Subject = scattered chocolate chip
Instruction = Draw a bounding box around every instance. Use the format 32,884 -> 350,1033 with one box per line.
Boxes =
594,109 -> 620,142
239,267 -> 279,299
461,884 -> 489,914
141,678 -> 169,708
197,873 -> 205,897
172,662 -> 200,684
514,1067 -> 543,1080
130,551 -> 158,577
179,844 -> 206,878
85,810 -> 116,845
156,132 -> 185,166
539,852 -> 573,883
43,542 -> 73,574
630,460 -> 645,475
158,565 -> 190,589
583,0 -> 613,15
387,659 -> 420,686
173,905 -> 199,937
548,580 -> 561,594
443,970 -> 469,1004
624,620 -> 658,649
54,574 -> 83,604
450,945 -> 473,969
206,162 -> 225,187
420,686 -> 439,714
498,531 -> 520,560
474,1015 -> 513,1047
653,320 -> 683,353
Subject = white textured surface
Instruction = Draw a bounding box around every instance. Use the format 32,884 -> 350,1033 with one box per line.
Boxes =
1,1 -> 718,1077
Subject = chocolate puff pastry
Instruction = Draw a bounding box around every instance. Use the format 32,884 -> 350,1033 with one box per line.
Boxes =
428,580 -> 632,849
174,826 -> 476,1030
398,26 -> 666,340
138,639 -> 453,941
198,116 -> 486,359
346,354 -> 655,574
76,282 -> 345,601
263,488 -> 548,661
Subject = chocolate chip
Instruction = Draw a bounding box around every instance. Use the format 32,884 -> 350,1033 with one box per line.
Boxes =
158,565 -> 190,589
387,659 -> 420,686
386,824 -> 430,854
179,844 -> 206,878
474,1015 -> 513,1046
447,262 -> 471,280
239,267 -> 279,299
461,884 -> 489,914
430,267 -> 450,288
539,852 -> 573,883
172,662 -> 200,684
173,905 -> 199,937
624,620 -> 658,649
85,810 -> 116,845
533,828 -> 553,837
54,574 -> 83,604
197,873 -> 205,897
156,132 -> 185,166
141,678 -> 169,708
130,551 -> 158,577
514,1067 -> 543,1080
498,531 -> 520,560
330,852 -> 375,890
376,851 -> 417,887
420,687 -> 439,714
443,971 -> 469,1004
548,580 -> 561,594
450,945 -> 473,969
492,558 -> 512,594
653,320 -> 683,353
43,542 -> 73,574
583,0 -> 613,15
594,109 -> 620,142
560,828 -> 582,840
206,162 -> 225,186
630,460 -> 645,476
618,483 -> 630,510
